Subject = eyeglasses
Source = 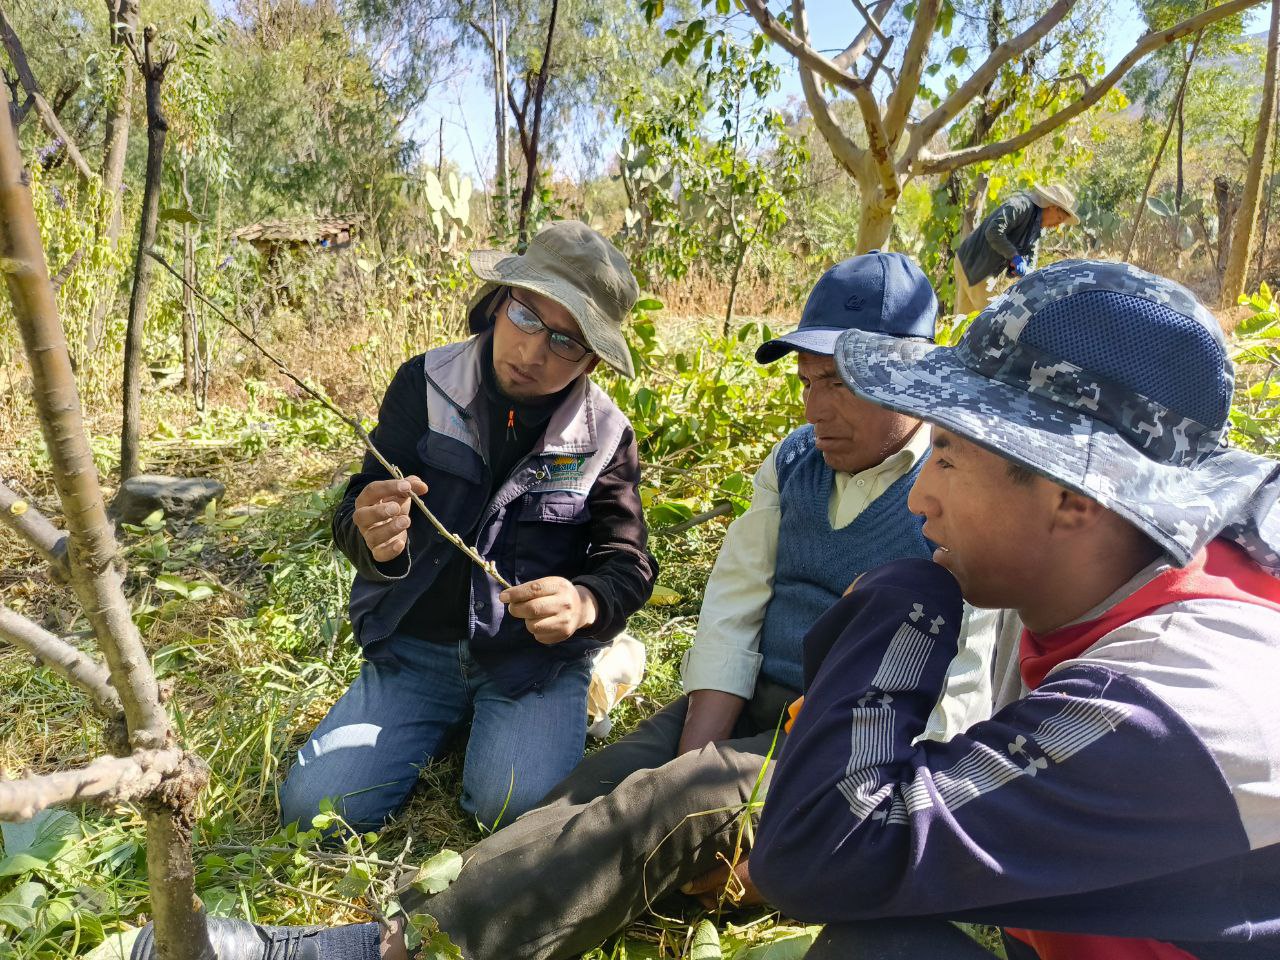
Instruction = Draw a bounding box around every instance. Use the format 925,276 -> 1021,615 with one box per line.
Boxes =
505,294 -> 592,363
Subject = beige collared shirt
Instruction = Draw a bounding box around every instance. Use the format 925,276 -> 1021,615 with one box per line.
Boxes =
680,427 -> 998,742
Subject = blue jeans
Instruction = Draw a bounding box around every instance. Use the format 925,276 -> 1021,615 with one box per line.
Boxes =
278,632 -> 593,831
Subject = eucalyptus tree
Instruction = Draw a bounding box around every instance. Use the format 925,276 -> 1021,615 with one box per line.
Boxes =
670,0 -> 1265,252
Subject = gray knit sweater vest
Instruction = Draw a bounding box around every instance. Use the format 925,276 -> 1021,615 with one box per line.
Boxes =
757,425 -> 931,693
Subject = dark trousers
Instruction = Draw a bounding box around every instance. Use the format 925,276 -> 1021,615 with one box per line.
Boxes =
401,684 -> 794,960
806,920 -> 1005,959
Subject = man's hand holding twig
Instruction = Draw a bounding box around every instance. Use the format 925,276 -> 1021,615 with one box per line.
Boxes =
354,477 -> 428,563
500,577 -> 598,644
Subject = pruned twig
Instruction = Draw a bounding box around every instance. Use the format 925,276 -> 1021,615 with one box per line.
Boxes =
0,479 -> 69,579
0,748 -> 185,822
0,605 -> 124,719
146,249 -> 511,589
655,502 -> 733,538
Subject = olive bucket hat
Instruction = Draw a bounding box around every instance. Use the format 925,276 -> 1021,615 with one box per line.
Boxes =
833,259 -> 1280,568
467,220 -> 641,378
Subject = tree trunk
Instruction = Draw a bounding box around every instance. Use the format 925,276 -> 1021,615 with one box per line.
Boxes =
1222,0 -> 1280,307
120,29 -> 172,482
101,0 -> 139,246
0,78 -> 212,960
723,239 -> 749,338
855,180 -> 895,253
180,167 -> 197,396
516,0 -> 560,248
491,0 -> 509,228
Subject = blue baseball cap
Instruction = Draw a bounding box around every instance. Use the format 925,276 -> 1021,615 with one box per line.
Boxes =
756,251 -> 937,364
833,259 -> 1280,569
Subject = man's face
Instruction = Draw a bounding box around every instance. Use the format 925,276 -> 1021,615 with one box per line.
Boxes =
490,288 -> 600,401
906,426 -> 1056,609
796,352 -> 921,474
1041,205 -> 1072,229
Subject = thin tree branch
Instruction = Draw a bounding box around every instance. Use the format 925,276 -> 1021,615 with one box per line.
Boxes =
146,251 -> 511,589
0,479 -> 69,575
0,0 -> 94,185
741,0 -> 869,94
834,0 -> 895,69
0,605 -> 124,719
1124,28 -> 1205,260
908,0 -> 1075,158
0,748 -> 184,822
912,0 -> 1262,176
882,0 -> 943,148
792,0 -> 868,177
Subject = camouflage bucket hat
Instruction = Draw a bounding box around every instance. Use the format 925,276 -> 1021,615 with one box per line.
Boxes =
468,220 -> 640,378
834,259 -> 1280,566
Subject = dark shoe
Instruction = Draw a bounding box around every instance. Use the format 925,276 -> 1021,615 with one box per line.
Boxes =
131,917 -> 328,960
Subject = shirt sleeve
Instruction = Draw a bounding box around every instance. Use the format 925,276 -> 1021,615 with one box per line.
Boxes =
680,447 -> 782,699
572,424 -> 659,642
917,603 -> 999,743
983,195 -> 1031,262
751,561 -> 1254,931
331,357 -> 426,582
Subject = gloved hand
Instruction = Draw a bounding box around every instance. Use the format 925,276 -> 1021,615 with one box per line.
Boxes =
1008,255 -> 1030,278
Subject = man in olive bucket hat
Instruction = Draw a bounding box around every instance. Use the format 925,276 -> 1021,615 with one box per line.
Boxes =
748,260 -> 1280,959
278,220 -> 657,832
954,183 -> 1080,315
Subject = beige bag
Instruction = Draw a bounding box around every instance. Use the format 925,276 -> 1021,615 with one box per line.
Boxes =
586,632 -> 645,739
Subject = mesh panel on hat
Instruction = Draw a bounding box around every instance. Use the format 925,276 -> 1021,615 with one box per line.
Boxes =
1019,289 -> 1230,428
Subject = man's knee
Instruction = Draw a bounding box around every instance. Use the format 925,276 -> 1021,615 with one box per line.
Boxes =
278,759 -> 413,833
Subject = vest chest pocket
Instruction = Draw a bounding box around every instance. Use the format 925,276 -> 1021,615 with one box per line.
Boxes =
511,492 -> 592,580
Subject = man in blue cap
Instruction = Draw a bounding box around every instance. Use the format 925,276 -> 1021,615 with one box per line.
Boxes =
130,252 -> 999,960
751,260 -> 1280,958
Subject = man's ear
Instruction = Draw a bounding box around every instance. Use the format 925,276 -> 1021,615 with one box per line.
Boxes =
583,356 -> 602,375
1051,487 -> 1105,533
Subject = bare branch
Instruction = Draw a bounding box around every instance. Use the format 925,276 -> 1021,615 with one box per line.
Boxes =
0,479 -> 69,576
913,0 -> 1263,176
0,605 -> 123,719
0,748 -> 184,822
0,0 -> 95,185
146,251 -> 513,589
51,247 -> 83,291
908,0 -> 1075,159
882,0 -> 942,148
834,0 -> 895,70
741,0 -> 869,94
791,0 -> 867,177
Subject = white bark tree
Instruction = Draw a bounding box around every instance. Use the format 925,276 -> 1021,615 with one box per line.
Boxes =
741,0 -> 1264,251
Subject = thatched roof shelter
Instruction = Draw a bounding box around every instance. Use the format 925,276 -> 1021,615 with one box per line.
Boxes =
230,214 -> 362,257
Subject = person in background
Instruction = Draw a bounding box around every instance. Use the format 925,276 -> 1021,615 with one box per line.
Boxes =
953,183 -> 1079,315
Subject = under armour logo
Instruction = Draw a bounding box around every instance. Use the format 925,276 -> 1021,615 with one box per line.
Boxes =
858,690 -> 893,709
845,294 -> 865,311
909,604 -> 945,635
1008,735 -> 1050,776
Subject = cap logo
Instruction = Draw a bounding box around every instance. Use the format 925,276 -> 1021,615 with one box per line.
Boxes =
844,294 -> 865,312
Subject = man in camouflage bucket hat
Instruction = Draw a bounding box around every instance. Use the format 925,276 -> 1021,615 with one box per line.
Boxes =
748,260 -> 1280,958
277,220 -> 657,835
